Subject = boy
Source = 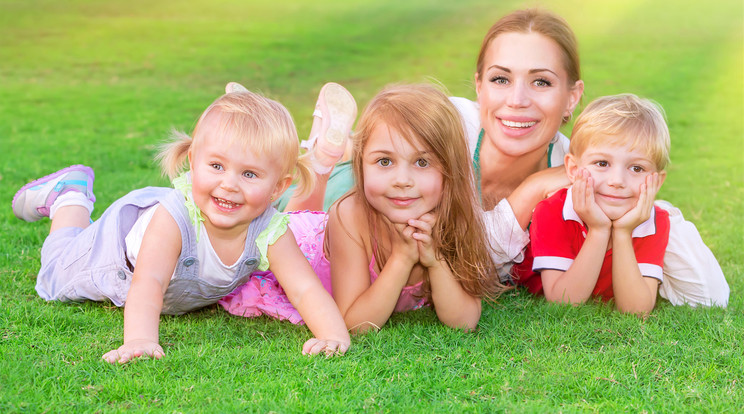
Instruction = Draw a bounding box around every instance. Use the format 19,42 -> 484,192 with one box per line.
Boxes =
514,94 -> 671,315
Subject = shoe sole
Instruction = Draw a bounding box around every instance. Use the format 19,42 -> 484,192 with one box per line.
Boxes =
321,83 -> 357,148
12,164 -> 95,221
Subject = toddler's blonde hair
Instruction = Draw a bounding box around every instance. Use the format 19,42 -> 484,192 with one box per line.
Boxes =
157,88 -> 314,198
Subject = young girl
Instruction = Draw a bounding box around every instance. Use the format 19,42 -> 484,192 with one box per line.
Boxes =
220,84 -> 506,333
12,84 -> 350,363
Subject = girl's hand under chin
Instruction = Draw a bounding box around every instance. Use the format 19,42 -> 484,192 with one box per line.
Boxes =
408,212 -> 438,268
385,215 -> 420,267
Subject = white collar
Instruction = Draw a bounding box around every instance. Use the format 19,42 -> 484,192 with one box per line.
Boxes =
562,187 -> 657,238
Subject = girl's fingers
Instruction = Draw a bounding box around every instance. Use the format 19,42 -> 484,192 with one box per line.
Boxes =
302,338 -> 320,355
407,219 -> 432,234
102,350 -> 118,364
302,339 -> 347,357
417,212 -> 437,225
322,342 -> 339,357
400,225 -> 416,240
411,232 -> 432,245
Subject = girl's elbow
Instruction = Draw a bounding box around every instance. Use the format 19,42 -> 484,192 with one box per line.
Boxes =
439,307 -> 481,332
443,317 -> 479,332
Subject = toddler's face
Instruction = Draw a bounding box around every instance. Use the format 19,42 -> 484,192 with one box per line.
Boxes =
361,123 -> 444,224
568,138 -> 662,220
189,113 -> 289,234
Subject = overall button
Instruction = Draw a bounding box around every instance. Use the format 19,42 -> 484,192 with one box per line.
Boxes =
244,258 -> 258,267
183,258 -> 196,267
117,270 -> 127,280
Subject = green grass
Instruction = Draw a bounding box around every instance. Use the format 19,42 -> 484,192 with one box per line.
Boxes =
1,0 -> 742,412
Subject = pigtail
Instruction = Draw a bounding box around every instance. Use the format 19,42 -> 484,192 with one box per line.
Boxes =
291,152 -> 318,201
156,129 -> 193,179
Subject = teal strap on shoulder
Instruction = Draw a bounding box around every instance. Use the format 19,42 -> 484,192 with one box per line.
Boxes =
473,129 -> 484,202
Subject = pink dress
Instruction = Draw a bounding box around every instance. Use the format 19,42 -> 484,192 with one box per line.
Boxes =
218,211 -> 428,324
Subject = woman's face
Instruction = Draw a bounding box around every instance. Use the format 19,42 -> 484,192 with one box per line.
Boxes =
475,31 -> 583,159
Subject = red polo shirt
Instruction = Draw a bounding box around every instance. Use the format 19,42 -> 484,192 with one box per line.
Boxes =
513,188 -> 670,300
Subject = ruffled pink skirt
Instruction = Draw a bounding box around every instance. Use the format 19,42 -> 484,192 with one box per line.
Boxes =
218,211 -> 330,325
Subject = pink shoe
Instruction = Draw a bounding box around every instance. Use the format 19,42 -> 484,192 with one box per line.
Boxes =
301,82 -> 357,174
225,82 -> 248,94
12,165 -> 95,222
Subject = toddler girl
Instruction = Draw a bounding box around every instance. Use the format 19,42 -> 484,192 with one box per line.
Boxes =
12,84 -> 350,363
220,84 -> 506,332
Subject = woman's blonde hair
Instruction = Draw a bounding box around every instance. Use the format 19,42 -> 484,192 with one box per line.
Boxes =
346,83 -> 506,300
570,93 -> 671,171
156,88 -> 314,198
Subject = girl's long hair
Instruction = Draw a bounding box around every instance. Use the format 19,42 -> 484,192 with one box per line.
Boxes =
344,83 -> 506,300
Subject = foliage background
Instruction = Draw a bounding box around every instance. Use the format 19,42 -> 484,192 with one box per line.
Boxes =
1,0 -> 741,412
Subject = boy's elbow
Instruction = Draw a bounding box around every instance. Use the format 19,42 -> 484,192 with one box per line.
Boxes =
544,289 -> 586,306
616,301 -> 655,317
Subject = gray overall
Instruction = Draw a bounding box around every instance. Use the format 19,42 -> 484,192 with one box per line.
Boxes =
37,186 -> 274,315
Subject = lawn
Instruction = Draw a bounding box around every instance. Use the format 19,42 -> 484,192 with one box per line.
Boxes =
1,0 -> 742,412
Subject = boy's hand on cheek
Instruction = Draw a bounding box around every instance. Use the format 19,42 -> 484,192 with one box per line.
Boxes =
613,173 -> 661,233
573,169 -> 610,231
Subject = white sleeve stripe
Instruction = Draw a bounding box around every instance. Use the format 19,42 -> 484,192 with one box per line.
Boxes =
533,256 -> 574,272
639,263 -> 663,281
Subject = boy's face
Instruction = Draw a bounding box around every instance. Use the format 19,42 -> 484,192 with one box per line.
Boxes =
566,137 -> 666,220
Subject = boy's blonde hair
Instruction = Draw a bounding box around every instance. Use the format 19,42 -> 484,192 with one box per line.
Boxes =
570,94 -> 671,171
345,83 -> 506,300
157,88 -> 314,198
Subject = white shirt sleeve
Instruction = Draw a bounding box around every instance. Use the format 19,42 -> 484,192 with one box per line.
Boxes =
482,198 -> 530,267
449,96 -> 481,159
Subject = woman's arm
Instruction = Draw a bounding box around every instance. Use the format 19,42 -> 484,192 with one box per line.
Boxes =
102,205 -> 181,364
267,229 -> 350,355
327,197 -> 414,333
507,166 -> 570,230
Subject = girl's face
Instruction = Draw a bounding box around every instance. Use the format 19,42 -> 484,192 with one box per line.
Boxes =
189,113 -> 290,235
362,123 -> 444,224
475,31 -> 583,159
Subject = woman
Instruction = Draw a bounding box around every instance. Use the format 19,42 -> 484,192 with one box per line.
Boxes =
448,9 -> 582,278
